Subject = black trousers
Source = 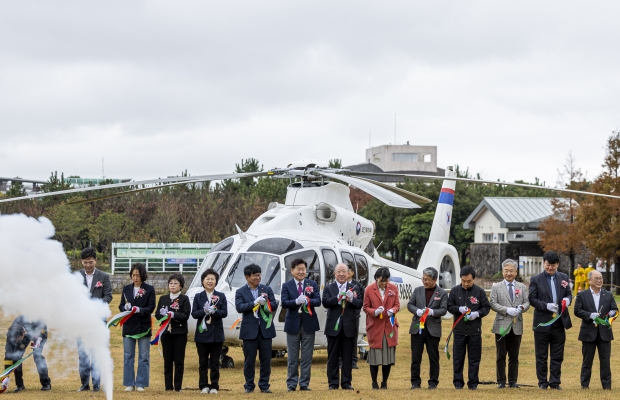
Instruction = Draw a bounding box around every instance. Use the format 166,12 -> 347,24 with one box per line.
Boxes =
4,339 -> 51,387
242,333 -> 272,391
196,341 -> 222,390
327,330 -> 355,388
161,334 -> 187,391
410,329 -> 440,387
495,330 -> 522,385
452,333 -> 481,389
580,331 -> 611,389
533,323 -> 565,388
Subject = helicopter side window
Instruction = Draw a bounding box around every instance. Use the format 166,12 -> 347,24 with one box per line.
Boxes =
247,238 -> 303,255
353,254 -> 369,287
340,251 -> 356,280
322,249 -> 338,286
189,252 -> 232,288
225,253 -> 282,294
211,237 -> 234,252
284,250 -> 321,285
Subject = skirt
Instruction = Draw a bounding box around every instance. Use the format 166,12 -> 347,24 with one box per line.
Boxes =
367,334 -> 396,366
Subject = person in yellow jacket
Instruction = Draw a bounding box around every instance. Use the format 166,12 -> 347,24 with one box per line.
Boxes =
583,263 -> 595,290
573,263 -> 586,296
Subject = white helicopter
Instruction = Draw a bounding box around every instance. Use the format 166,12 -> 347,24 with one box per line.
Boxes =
2,160 -> 618,368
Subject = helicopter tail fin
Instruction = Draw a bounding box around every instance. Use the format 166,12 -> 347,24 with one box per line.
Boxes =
427,168 -> 456,244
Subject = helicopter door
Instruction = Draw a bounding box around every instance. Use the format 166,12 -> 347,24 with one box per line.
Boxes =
353,254 -> 369,287
322,248 -> 338,286
279,249 -> 321,323
340,251 -> 356,279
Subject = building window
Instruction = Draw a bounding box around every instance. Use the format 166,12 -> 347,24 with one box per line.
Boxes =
374,157 -> 380,163
482,233 -> 493,243
392,153 -> 418,162
498,233 -> 505,242
423,154 -> 431,163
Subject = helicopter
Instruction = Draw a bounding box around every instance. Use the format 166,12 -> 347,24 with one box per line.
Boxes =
2,160 -> 619,367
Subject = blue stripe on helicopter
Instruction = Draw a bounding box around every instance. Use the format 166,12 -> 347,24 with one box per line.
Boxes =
391,276 -> 403,283
438,188 -> 454,206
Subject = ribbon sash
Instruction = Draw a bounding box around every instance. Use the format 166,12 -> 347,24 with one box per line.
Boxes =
533,299 -> 567,330
444,309 -> 469,359
107,307 -> 137,328
0,351 -> 34,379
150,313 -> 172,345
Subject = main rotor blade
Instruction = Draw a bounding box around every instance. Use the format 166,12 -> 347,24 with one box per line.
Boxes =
318,171 -> 420,209
348,171 -> 620,200
352,176 -> 432,204
0,171 -> 268,203
65,179 -> 210,205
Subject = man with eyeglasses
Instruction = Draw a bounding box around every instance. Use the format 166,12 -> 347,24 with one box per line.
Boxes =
76,247 -> 112,392
574,270 -> 617,390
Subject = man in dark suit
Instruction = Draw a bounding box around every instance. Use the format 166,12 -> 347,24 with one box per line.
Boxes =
408,267 -> 448,390
76,247 -> 112,392
281,258 -> 321,392
528,251 -> 572,390
346,263 -> 364,369
235,264 -> 279,393
322,263 -> 362,390
574,270 -> 617,389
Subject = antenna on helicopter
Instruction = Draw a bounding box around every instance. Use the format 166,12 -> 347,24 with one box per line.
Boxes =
235,224 -> 247,241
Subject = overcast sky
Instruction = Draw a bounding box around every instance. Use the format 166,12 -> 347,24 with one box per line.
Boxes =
1,1 -> 619,188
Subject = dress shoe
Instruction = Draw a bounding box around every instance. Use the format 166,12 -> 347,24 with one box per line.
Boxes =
508,384 -> 519,388
603,387 -> 611,390
498,383 -> 506,389
411,384 -> 420,390
342,385 -> 354,390
300,387 -> 311,391
372,382 -> 379,390
538,385 -> 548,390
93,385 -> 100,392
260,389 -> 272,393
550,386 -> 562,390
245,389 -> 254,393
77,384 -> 90,392
287,387 -> 296,392
581,386 -> 589,389
380,382 -> 387,389
41,385 -> 51,391
328,386 -> 338,390
469,386 -> 477,390
14,386 -> 26,393
428,384 -> 437,390
455,386 -> 463,390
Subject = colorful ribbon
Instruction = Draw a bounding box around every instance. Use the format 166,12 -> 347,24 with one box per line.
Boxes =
388,314 -> 396,338
125,329 -> 151,339
418,308 -> 430,334
150,313 -> 172,345
0,377 -> 9,394
0,351 -> 34,380
259,300 -> 274,329
107,307 -> 137,328
444,309 -> 469,359
334,291 -> 347,331
302,296 -> 313,316
533,299 -> 567,330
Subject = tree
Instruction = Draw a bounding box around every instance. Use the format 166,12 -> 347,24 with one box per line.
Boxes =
89,210 -> 135,253
5,178 -> 26,198
539,152 -> 587,277
394,212 -> 434,267
45,200 -> 92,250
578,131 -> 620,293
328,159 -> 342,168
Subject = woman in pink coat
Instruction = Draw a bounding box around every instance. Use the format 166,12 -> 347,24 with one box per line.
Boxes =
363,267 -> 400,389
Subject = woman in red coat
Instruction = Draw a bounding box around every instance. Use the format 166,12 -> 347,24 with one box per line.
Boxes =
363,267 -> 400,389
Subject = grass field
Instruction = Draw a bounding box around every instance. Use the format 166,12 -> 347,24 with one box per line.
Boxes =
1,297 -> 618,399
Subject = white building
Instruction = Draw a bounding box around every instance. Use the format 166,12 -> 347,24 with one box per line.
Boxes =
365,143 -> 438,174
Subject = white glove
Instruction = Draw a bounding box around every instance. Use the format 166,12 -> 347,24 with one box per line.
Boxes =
124,302 -> 132,311
31,337 -> 42,349
207,306 -> 216,314
254,296 -> 266,305
468,311 -> 479,320
416,309 -> 424,317
563,297 -> 571,307
590,313 -> 599,321
428,308 -> 434,316
547,303 -> 559,313
387,309 -> 394,317
203,302 -> 210,312
506,308 -> 519,317
458,306 -> 468,314
609,310 -> 617,317
159,306 -> 169,316
295,294 -> 307,305
134,307 -> 140,313
346,291 -> 354,302
169,312 -> 175,319
375,306 -> 384,316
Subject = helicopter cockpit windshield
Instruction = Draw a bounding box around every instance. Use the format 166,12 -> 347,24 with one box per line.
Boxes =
190,251 -> 233,289
226,252 -> 282,295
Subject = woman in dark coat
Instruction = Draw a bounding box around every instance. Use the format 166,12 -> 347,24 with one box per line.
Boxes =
118,263 -> 156,392
192,268 -> 228,394
155,273 -> 191,392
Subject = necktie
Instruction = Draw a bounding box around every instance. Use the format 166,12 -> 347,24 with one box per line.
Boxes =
297,282 -> 302,296
550,276 -> 557,303
508,282 -> 514,302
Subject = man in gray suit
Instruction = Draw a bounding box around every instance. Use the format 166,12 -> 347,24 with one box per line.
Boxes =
408,267 -> 448,390
490,259 -> 530,388
77,247 -> 112,392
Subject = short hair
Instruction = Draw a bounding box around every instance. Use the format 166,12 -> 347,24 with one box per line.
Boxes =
374,267 -> 390,281
577,262 -> 583,267
201,268 -> 220,285
290,258 -> 307,269
422,267 -> 438,280
502,259 -> 518,269
543,251 -> 560,264
168,273 -> 185,289
129,263 -> 148,282
460,265 -> 476,279
244,264 -> 262,277
81,247 -> 97,260
588,270 -> 601,280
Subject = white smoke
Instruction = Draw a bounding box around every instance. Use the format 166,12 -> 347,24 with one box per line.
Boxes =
0,214 -> 113,399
